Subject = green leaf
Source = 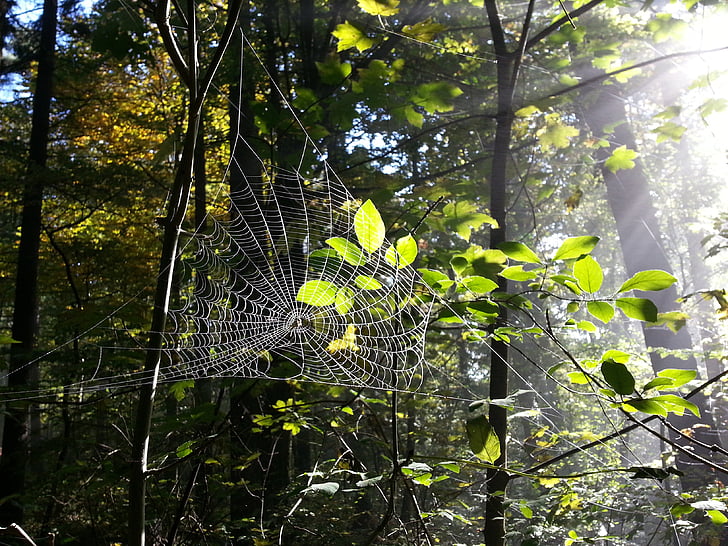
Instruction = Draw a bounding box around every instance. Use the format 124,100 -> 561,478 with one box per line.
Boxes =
302,482 -> 340,496
497,241 -> 541,264
618,270 -> 677,293
573,255 -> 603,293
670,503 -> 695,517
327,237 -> 367,266
649,394 -> 700,417
176,440 -> 195,458
567,371 -> 590,385
0,334 -> 20,344
499,265 -> 538,281
605,145 -> 638,173
623,398 -> 668,417
334,287 -> 356,315
616,297 -> 658,322
706,510 -> 728,525
315,58 -> 352,85
651,311 -> 689,333
577,320 -> 597,332
354,199 -> 386,253
537,117 -> 580,151
460,275 -> 498,294
357,0 -> 399,16
466,415 -> 501,463
553,236 -> 600,261
332,22 -> 375,52
169,380 -> 195,402
354,275 -> 383,290
653,121 -> 687,143
601,359 -> 635,395
587,301 -> 615,324
385,234 -> 418,268
402,19 -> 447,42
412,82 -> 463,114
657,368 -> 697,387
297,280 -> 338,306
417,268 -> 453,291
642,377 -> 675,391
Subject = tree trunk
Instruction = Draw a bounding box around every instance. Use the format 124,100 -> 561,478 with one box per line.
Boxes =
581,85 -> 722,489
0,0 -> 57,526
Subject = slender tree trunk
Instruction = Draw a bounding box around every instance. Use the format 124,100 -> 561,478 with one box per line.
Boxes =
0,0 -> 57,526
581,85 -> 721,489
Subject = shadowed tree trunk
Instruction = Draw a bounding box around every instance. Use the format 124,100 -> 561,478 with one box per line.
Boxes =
581,84 -> 722,489
0,0 -> 57,526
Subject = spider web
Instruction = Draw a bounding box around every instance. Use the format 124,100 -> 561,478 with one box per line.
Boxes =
159,152 -> 431,390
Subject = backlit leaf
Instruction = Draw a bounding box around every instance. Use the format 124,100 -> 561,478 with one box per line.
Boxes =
618,270 -> 677,293
573,255 -> 603,293
327,237 -> 366,266
623,398 -> 667,417
461,275 -> 498,294
385,234 -> 418,268
553,236 -> 600,261
297,280 -> 338,306
498,241 -> 542,264
466,415 -> 501,463
587,301 -> 615,324
333,22 -> 375,52
657,368 -> 697,387
354,199 -> 385,253
358,0 -> 399,16
605,145 -> 638,173
499,265 -> 538,281
616,297 -> 658,322
355,275 -> 383,290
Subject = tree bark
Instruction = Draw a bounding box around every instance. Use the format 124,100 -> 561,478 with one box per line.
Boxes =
581,84 -> 722,489
0,0 -> 57,526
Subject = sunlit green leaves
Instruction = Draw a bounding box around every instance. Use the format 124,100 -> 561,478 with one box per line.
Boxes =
354,199 -> 385,253
465,415 -> 501,463
333,22 -> 375,52
402,19 -> 447,42
553,236 -> 600,261
498,241 -> 541,264
573,255 -> 603,293
297,280 -> 338,306
537,114 -> 580,151
385,234 -> 418,268
327,237 -> 366,266
618,270 -> 677,293
601,359 -> 635,395
460,275 -> 498,294
355,275 -> 383,290
357,0 -> 399,16
624,394 -> 700,418
616,297 -> 658,322
587,301 -> 615,324
412,82 -> 463,114
334,287 -> 356,314
442,201 -> 497,241
605,145 -> 638,173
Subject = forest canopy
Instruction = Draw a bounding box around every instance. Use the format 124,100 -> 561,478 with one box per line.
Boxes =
1,0 -> 728,545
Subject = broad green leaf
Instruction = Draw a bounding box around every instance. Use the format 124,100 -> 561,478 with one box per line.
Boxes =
302,481 -> 340,495
297,280 -> 338,306
601,359 -> 635,395
327,237 -> 366,266
706,510 -> 728,525
651,311 -> 689,333
402,20 -> 447,42
577,320 -> 597,332
601,350 -> 630,363
461,275 -> 498,294
332,22 -> 375,52
315,57 -> 352,85
358,0 -> 399,16
355,275 -> 383,290
587,301 -> 615,324
573,255 -> 603,293
623,398 -> 668,417
466,415 -> 501,463
0,335 -> 20,344
537,116 -> 580,151
497,241 -> 541,264
566,301 -> 580,313
653,121 -> 687,143
657,368 -> 697,387
605,145 -> 638,173
649,394 -> 700,417
417,268 -> 453,291
567,371 -> 589,384
499,265 -> 538,281
169,380 -> 195,402
642,377 -> 675,391
670,503 -> 695,517
412,82 -> 463,114
618,270 -> 677,293
616,297 -> 658,322
354,199 -> 386,253
176,440 -> 195,458
334,287 -> 356,314
553,236 -> 600,261
385,234 -> 418,268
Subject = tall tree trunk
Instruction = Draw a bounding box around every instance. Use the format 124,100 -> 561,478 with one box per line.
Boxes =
581,85 -> 721,489
0,0 -> 57,526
